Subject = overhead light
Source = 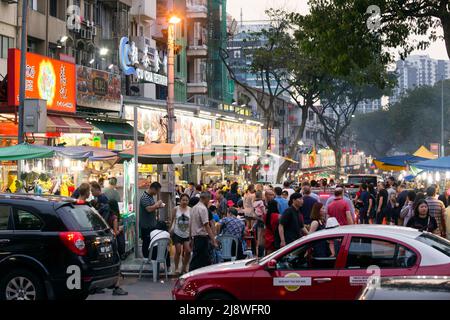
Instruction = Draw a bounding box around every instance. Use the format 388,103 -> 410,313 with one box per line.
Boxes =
89,59 -> 95,64
168,15 -> 181,24
351,114 -> 356,118
60,35 -> 68,43
99,47 -> 109,56
63,158 -> 71,168
435,172 -> 441,182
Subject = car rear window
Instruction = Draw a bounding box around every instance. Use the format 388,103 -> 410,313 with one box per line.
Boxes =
57,205 -> 108,231
347,176 -> 377,185
416,234 -> 450,258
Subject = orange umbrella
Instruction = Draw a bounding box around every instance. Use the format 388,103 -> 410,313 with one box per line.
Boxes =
120,143 -> 213,164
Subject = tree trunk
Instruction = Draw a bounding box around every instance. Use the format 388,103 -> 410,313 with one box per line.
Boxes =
275,102 -> 310,183
441,15 -> 450,60
334,148 -> 342,180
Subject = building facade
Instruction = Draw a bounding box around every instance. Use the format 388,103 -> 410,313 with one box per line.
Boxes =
390,55 -> 450,105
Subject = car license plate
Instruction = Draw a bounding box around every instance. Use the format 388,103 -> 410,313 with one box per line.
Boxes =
100,245 -> 112,253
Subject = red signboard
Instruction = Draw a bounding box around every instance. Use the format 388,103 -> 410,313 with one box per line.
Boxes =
7,49 -> 76,113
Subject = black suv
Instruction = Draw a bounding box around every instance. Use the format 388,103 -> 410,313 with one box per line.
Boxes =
0,194 -> 120,300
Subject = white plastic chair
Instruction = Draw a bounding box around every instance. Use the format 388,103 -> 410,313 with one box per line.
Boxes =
139,238 -> 170,282
217,235 -> 239,261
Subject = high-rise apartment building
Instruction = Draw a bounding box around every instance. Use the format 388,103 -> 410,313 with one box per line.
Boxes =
390,55 -> 450,104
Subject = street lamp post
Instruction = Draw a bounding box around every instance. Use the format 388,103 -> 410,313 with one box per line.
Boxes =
167,15 -> 181,219
18,0 -> 29,145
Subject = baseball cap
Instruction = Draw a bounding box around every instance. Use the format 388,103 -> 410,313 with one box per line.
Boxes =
227,200 -> 235,207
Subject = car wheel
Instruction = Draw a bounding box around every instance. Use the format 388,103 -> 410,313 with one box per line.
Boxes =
0,269 -> 46,301
200,291 -> 234,301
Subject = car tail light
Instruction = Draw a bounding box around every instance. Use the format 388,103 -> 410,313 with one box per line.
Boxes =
59,232 -> 87,256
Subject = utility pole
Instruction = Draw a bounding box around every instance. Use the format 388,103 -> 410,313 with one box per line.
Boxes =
18,0 -> 28,145
441,75 -> 445,158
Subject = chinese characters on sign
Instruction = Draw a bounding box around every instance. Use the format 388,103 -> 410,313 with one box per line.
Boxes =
7,49 -> 76,113
119,37 -> 168,86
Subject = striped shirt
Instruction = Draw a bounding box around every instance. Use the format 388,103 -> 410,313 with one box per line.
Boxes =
425,197 -> 445,234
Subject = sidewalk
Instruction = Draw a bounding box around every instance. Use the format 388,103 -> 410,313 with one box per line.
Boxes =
120,246 -> 177,278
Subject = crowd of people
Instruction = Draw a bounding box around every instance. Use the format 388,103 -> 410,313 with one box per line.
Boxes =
353,177 -> 449,238
72,176 -> 450,279
138,180 -> 342,274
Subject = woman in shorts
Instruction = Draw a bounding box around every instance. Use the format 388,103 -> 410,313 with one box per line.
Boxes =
170,194 -> 191,275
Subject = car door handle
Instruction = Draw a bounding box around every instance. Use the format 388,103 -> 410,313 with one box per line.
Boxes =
313,278 -> 332,283
0,239 -> 10,244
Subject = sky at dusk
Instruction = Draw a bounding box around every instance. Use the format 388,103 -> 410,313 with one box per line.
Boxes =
227,0 -> 448,60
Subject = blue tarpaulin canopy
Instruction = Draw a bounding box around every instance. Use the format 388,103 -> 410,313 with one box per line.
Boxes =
376,155 -> 429,167
414,156 -> 450,171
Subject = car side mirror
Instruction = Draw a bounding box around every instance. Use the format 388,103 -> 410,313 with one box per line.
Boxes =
265,259 -> 277,272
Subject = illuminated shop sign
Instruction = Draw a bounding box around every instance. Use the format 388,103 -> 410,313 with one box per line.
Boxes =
7,49 -> 76,113
119,37 -> 168,86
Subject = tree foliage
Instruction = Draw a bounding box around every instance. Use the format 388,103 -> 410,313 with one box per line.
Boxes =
350,80 -> 450,157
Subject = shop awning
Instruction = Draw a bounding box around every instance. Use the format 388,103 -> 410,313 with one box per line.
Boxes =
89,121 -> 144,141
47,115 -> 92,134
120,143 -> 213,164
0,143 -> 54,161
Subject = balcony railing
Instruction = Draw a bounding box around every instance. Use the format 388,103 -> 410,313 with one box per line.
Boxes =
190,72 -> 207,83
186,0 -> 207,8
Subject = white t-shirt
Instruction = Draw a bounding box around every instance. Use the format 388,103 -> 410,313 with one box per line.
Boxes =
173,206 -> 191,239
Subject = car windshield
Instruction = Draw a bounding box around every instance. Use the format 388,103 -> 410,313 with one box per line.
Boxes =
416,233 -> 450,258
347,176 -> 377,185
57,204 -> 109,232
258,240 -> 303,265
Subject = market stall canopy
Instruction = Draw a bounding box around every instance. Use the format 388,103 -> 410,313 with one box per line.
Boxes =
48,146 -> 119,161
373,154 -> 429,171
414,156 -> 450,171
89,121 -> 145,141
0,143 -> 54,161
413,146 -> 437,159
120,143 -> 213,164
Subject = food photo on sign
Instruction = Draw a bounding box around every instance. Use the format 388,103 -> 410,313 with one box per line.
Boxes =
76,65 -> 121,112
7,48 -> 76,113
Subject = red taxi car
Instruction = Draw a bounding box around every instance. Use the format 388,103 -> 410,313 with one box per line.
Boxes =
173,225 -> 450,300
